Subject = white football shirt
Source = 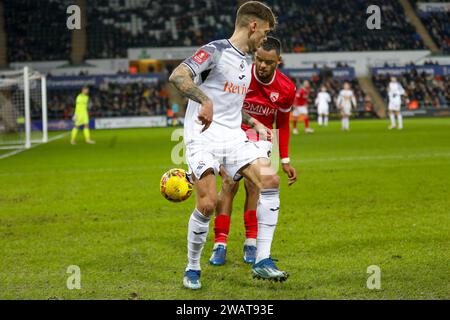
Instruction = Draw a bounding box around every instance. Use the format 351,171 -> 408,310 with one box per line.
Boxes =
315,92 -> 331,108
337,89 -> 356,109
182,39 -> 253,146
388,82 -> 405,103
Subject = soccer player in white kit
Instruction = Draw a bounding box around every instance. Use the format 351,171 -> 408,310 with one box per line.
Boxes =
388,77 -> 406,130
315,86 -> 331,126
169,1 -> 286,290
337,82 -> 356,131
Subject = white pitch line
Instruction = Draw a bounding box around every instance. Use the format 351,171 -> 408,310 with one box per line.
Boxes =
293,152 -> 450,163
0,132 -> 69,160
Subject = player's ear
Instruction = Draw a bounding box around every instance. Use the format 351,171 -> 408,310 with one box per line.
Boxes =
249,20 -> 257,32
277,55 -> 282,66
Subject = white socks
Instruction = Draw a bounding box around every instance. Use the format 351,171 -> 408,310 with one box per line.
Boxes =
324,116 -> 328,126
390,113 -> 396,127
244,238 -> 256,247
389,113 -> 403,129
186,208 -> 211,271
318,116 -> 323,126
397,114 -> 403,129
255,189 -> 280,264
342,117 -> 349,130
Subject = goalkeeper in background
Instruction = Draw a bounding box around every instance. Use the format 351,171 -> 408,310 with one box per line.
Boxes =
71,86 -> 95,145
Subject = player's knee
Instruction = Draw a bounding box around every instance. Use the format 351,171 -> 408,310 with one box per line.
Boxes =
245,182 -> 259,197
198,196 -> 217,215
261,174 -> 280,190
222,179 -> 239,195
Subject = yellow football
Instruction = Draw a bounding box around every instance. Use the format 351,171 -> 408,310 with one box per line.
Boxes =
160,168 -> 193,202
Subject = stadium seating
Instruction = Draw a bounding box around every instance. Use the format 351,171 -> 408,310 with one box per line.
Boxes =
85,0 -> 239,59
4,0 -> 428,62
86,0 -> 426,58
46,80 -> 169,120
411,0 -> 450,53
273,0 -> 425,52
4,0 -> 71,62
372,69 -> 449,109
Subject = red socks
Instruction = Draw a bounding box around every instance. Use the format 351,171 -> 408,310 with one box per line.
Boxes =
304,116 -> 310,128
244,210 -> 258,240
214,210 -> 258,244
214,214 -> 230,244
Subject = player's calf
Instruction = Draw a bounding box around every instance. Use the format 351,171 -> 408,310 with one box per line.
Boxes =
184,170 -> 217,289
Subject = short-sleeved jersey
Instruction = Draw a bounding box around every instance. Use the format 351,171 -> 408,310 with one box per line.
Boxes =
241,65 -> 296,159
293,87 -> 310,107
388,82 -> 405,102
75,93 -> 89,115
182,39 -> 253,146
315,92 -> 331,108
337,89 -> 356,108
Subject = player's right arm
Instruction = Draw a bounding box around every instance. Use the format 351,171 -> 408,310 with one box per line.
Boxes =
242,111 -> 272,140
169,64 -> 213,131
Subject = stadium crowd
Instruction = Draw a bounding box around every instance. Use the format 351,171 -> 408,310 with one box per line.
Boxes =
417,11 -> 449,54
46,80 -> 170,120
372,69 -> 449,109
86,0 -> 425,58
4,0 -> 71,62
4,0 -> 430,62
411,0 -> 449,53
273,0 -> 424,52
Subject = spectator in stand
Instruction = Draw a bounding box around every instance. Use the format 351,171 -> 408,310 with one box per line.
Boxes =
47,79 -> 170,120
373,68 -> 449,110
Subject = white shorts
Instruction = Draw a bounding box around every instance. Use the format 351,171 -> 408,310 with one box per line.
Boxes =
388,101 -> 401,112
186,140 -> 270,181
254,140 -> 272,158
293,106 -> 308,117
317,106 -> 329,115
341,106 -> 352,116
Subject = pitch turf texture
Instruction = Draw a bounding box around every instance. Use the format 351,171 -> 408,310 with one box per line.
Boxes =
0,118 -> 449,300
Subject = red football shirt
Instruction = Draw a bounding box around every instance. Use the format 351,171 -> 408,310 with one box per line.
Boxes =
241,65 -> 296,160
293,86 -> 310,107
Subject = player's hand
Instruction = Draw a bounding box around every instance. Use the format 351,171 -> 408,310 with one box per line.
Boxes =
72,115 -> 77,122
282,163 -> 297,186
254,120 -> 272,141
198,99 -> 213,132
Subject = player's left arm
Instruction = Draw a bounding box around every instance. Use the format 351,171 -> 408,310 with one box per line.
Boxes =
277,91 -> 297,186
352,92 -> 357,110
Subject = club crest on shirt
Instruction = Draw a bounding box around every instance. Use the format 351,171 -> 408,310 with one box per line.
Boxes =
193,49 -> 210,64
239,60 -> 246,72
270,92 -> 279,102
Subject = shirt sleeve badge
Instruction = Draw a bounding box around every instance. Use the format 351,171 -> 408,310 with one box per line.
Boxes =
192,49 -> 210,64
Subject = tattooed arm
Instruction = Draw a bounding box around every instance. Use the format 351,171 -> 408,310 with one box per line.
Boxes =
242,110 -> 272,140
169,64 -> 213,131
242,109 -> 256,127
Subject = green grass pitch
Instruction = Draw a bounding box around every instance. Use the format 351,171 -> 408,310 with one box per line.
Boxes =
0,118 -> 449,299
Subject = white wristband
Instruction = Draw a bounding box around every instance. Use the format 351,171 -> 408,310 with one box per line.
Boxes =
281,158 -> 290,164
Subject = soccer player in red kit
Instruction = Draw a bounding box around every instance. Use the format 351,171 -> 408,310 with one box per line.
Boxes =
210,37 -> 297,268
292,80 -> 314,134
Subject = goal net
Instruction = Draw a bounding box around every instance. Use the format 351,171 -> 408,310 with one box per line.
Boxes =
0,67 -> 48,150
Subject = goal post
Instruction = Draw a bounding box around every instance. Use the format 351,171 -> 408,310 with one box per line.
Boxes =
0,66 -> 48,150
